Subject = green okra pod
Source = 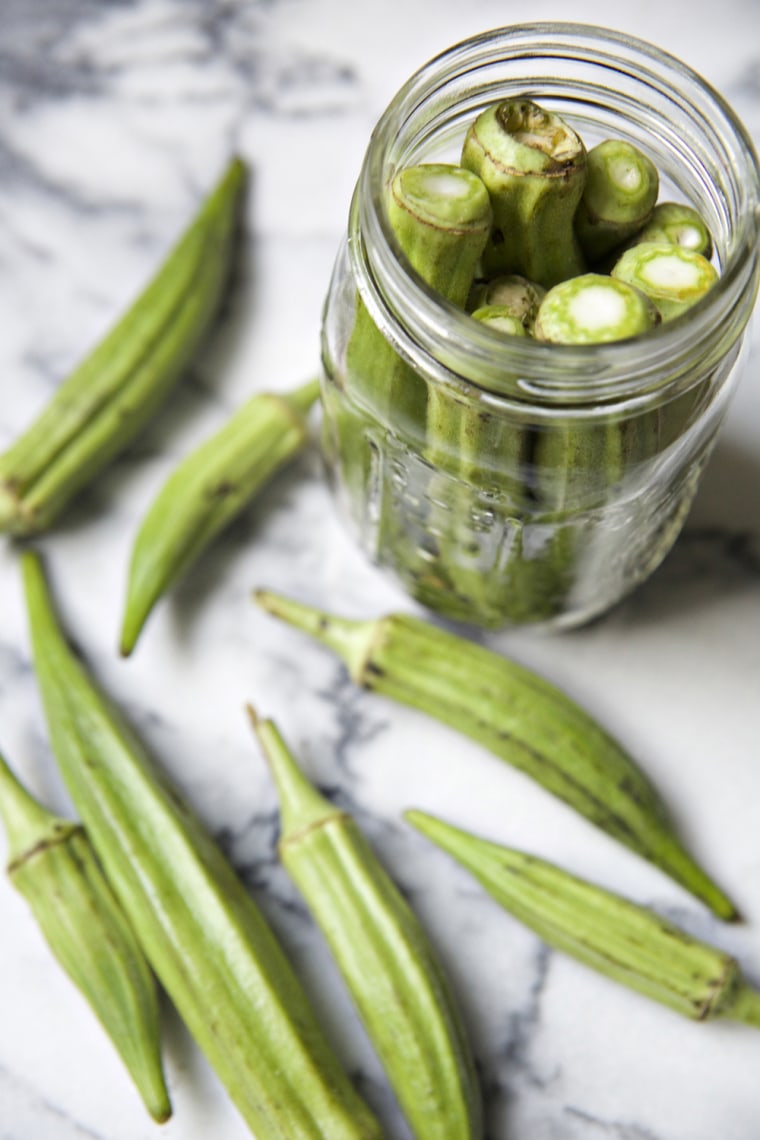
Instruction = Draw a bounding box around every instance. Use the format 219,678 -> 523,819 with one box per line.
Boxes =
254,590 -> 736,921
611,241 -> 719,322
574,139 -> 659,264
461,99 -> 587,287
531,275 -> 662,531
0,157 -> 246,536
421,368 -> 535,627
467,274 -> 545,327
0,751 -> 170,1123
22,552 -> 383,1140
346,163 -> 492,433
406,811 -> 760,1028
627,201 -> 714,259
533,273 -> 660,345
120,378 -> 319,656
471,305 -> 530,338
249,709 -> 482,1140
387,164 -> 493,310
341,164 -> 492,605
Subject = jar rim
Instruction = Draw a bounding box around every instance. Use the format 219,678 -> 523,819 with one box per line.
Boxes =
354,22 -> 760,408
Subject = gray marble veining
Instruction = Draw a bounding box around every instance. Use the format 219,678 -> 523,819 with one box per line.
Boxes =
1,1 -> 760,1138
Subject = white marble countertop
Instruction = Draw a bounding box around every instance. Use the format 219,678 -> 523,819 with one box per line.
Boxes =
1,2 -> 759,1138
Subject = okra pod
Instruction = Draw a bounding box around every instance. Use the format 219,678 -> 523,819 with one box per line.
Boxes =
628,201 -> 714,259
254,590 -> 736,920
0,751 -> 170,1122
249,709 -> 482,1140
467,274 -> 545,327
120,378 -> 319,656
529,274 -> 662,616
471,305 -> 529,338
22,552 -> 383,1140
387,164 -> 493,310
346,163 -> 491,432
422,372 -> 534,627
615,217 -> 724,453
406,811 -> 760,1028
343,164 -> 492,608
611,241 -> 719,322
0,157 -> 245,536
574,139 -> 659,264
533,273 -> 660,345
461,99 -> 587,287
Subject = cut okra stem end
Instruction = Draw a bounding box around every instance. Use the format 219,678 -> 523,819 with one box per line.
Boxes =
575,139 -> 659,263
534,273 -> 660,345
462,98 -> 587,287
472,306 -> 530,338
632,201 -> 714,258
245,703 -> 335,837
387,163 -> 492,310
612,241 -> 719,321
391,164 -> 492,232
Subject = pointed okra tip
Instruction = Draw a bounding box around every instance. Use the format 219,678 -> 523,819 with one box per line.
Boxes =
404,810 -> 499,880
245,703 -> 333,836
252,588 -> 376,681
285,376 -> 321,420
119,606 -> 145,659
404,809 -> 465,852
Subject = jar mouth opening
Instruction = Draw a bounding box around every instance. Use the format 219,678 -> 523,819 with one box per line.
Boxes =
354,22 -> 760,408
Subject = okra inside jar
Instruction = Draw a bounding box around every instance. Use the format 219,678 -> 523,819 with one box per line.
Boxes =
320,23 -> 760,630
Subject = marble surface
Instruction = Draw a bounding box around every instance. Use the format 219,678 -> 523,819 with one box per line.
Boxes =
1,1 -> 760,1138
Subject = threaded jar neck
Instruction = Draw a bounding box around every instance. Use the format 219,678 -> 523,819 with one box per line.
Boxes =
351,23 -> 760,412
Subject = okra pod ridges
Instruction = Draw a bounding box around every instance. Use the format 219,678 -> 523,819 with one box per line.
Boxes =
387,164 -> 492,309
248,707 -> 483,1140
22,553 -> 384,1140
0,751 -> 171,1123
405,811 -> 760,1029
461,99 -> 587,287
0,155 -> 246,536
254,590 -> 737,921
120,377 -> 320,656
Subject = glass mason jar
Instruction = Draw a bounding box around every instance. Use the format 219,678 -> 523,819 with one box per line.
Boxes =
320,24 -> 760,629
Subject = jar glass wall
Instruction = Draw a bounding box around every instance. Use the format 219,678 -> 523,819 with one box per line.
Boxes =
320,24 -> 760,629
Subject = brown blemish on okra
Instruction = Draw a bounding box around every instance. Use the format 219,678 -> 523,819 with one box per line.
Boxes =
462,99 -> 587,287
